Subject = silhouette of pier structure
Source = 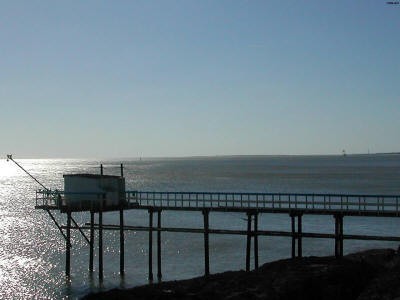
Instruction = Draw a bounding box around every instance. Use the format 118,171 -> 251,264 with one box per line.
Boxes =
34,164 -> 400,282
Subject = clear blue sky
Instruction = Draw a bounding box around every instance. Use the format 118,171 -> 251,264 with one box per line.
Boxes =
1,0 -> 399,158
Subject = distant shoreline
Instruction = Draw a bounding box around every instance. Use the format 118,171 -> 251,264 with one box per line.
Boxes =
6,152 -> 400,160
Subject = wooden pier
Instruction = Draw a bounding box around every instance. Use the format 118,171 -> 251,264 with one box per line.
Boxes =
35,189 -> 400,281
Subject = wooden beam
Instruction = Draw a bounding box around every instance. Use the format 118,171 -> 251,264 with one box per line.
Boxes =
81,223 -> 400,242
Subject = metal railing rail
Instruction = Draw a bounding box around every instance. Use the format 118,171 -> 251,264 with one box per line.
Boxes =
36,190 -> 107,208
126,191 -> 400,214
36,190 -> 400,214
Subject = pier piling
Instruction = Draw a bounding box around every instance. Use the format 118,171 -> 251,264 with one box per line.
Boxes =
289,213 -> 303,258
99,209 -> 103,281
148,209 -> 154,281
340,215 -> 344,256
66,211 -> 71,277
254,213 -> 259,269
120,207 -> 124,275
291,214 -> 296,258
203,209 -> 210,276
89,211 -> 94,273
334,214 -> 344,258
297,214 -> 303,258
246,212 -> 252,272
157,210 -> 162,280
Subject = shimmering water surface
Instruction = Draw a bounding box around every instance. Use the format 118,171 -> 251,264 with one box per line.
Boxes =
1,155 -> 400,299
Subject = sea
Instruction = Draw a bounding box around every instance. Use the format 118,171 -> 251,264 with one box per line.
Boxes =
1,154 -> 400,299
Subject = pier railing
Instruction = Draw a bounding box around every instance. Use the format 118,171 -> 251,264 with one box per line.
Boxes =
127,191 -> 400,214
35,190 -> 108,210
36,190 -> 400,215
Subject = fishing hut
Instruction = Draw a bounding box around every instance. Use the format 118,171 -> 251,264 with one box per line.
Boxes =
7,155 -> 400,284
63,173 -> 126,210
33,163 -> 134,279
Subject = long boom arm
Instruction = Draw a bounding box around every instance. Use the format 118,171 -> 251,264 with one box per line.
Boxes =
6,154 -> 49,191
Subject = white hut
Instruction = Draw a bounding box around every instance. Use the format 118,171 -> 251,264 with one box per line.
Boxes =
63,174 -> 125,209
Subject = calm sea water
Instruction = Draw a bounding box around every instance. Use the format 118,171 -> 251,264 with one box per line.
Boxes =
1,155 -> 400,299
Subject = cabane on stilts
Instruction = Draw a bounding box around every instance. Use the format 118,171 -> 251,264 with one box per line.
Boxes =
7,154 -> 132,280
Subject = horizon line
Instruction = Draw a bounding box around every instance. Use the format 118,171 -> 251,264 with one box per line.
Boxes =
3,152 -> 400,160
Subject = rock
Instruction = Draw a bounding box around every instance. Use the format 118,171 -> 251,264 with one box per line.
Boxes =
82,248 -> 400,300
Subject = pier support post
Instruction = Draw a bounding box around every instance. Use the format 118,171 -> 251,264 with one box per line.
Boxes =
297,214 -> 303,258
120,207 -> 124,276
334,214 -> 344,258
290,213 -> 302,258
89,211 -> 94,273
99,209 -> 103,281
157,210 -> 162,280
203,209 -> 210,277
246,212 -> 252,272
98,168 -> 104,281
66,211 -> 71,277
254,213 -> 259,270
148,209 -> 154,281
119,163 -> 125,276
334,214 -> 339,257
291,214 -> 296,259
340,215 -> 344,257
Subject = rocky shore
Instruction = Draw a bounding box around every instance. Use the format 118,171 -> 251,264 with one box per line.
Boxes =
83,248 -> 400,300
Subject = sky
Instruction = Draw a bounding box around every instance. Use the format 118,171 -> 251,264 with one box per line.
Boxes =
0,0 -> 399,158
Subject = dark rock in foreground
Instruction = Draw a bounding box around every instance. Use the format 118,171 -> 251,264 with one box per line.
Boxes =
83,249 -> 400,300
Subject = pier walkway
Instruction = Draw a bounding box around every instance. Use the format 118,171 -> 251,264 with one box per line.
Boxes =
128,191 -> 400,216
37,190 -> 400,216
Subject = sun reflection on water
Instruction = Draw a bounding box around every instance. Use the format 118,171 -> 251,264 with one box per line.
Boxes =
0,156 -> 399,298
0,159 -> 20,178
